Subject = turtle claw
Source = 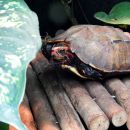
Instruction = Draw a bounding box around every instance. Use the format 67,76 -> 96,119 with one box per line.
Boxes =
92,71 -> 103,80
83,65 -> 103,80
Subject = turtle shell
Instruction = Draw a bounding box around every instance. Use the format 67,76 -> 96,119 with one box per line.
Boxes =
52,25 -> 130,73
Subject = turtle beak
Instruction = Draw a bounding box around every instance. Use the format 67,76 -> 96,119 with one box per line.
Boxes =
41,43 -> 53,60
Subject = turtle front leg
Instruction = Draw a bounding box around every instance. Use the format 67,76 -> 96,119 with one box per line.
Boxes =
79,64 -> 103,80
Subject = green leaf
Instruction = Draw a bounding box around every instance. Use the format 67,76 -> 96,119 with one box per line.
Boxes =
0,0 -> 42,130
94,1 -> 130,25
0,122 -> 9,130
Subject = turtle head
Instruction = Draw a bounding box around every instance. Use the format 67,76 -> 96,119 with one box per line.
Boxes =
42,40 -> 74,63
42,39 -> 103,80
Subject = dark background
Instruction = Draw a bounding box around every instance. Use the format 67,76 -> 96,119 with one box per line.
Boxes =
25,0 -> 130,36
25,0 -> 129,130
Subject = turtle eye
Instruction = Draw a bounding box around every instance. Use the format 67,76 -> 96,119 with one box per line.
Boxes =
58,49 -> 65,55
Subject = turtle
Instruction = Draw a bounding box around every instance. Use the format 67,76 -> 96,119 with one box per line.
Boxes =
41,25 -> 130,80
